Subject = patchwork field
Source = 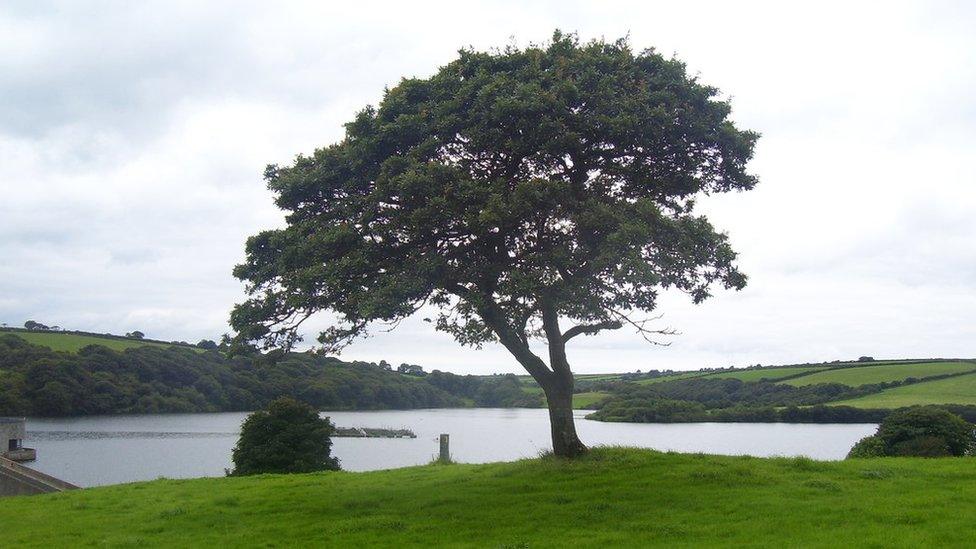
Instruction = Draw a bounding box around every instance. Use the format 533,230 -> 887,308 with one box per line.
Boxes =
705,366 -> 828,382
4,331 -> 181,353
831,372 -> 976,408
635,372 -> 707,385
780,361 -> 976,387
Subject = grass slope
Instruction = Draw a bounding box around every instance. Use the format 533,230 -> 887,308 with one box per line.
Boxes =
635,371 -> 707,385
7,331 -> 180,353
3,448 -> 975,547
705,366 -> 828,382
780,361 -> 976,387
832,372 -> 976,408
572,391 -> 610,408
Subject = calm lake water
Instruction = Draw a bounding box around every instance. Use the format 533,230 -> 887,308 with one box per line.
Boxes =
24,408 -> 877,487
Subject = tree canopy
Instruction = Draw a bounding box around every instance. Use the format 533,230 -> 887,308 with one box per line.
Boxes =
231,32 -> 758,456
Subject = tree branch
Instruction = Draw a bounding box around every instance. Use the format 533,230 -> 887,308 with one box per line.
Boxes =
607,309 -> 677,346
561,320 -> 623,343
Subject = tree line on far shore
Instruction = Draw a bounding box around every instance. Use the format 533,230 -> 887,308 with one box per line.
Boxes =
0,335 -> 542,417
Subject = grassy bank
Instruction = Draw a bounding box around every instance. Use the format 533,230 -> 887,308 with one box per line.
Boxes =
3,448 -> 975,547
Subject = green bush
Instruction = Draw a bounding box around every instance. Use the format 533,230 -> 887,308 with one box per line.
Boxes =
231,397 -> 340,475
877,407 -> 974,456
847,406 -> 975,459
846,435 -> 885,458
891,436 -> 951,457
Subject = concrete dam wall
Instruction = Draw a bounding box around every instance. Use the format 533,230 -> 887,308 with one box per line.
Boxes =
0,456 -> 79,497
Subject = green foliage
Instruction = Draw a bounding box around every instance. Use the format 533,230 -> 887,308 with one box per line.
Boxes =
231,397 -> 340,475
231,31 -> 756,364
589,398 -> 707,422
847,407 -> 976,459
0,335 -> 467,416
876,407 -> 975,456
425,371 -> 543,407
196,339 -> 219,350
847,435 -> 886,458
6,448 -> 976,547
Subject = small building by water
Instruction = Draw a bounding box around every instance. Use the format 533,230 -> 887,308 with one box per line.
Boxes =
0,418 -> 35,462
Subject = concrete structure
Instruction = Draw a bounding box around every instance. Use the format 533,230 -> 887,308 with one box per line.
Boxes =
0,417 -> 78,497
0,456 -> 78,497
0,418 -> 35,462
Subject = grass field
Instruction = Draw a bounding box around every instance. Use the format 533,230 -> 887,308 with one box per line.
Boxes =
3,448 -> 976,547
4,331 -> 185,353
573,391 -> 611,408
705,366 -> 828,382
832,372 -> 976,408
635,371 -> 707,385
780,361 -> 976,387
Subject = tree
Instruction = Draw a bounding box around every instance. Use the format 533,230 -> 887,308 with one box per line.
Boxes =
397,364 -> 426,377
231,397 -> 340,475
231,32 -> 758,457
24,320 -> 49,331
126,331 -> 145,339
197,339 -> 219,350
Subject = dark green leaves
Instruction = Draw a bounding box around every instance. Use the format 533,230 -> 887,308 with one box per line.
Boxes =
232,31 -> 758,354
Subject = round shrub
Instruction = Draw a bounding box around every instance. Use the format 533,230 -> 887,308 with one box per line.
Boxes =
231,397 -> 340,475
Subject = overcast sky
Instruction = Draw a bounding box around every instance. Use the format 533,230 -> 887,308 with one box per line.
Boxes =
1,1 -> 974,374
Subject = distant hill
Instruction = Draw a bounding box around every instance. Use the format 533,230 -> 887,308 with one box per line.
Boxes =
582,358 -> 976,423
0,327 -> 197,353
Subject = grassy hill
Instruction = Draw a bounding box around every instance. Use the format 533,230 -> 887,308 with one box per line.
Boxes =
2,448 -> 975,547
780,361 -> 976,387
0,328 -> 192,353
705,365 -> 828,382
832,372 -> 976,408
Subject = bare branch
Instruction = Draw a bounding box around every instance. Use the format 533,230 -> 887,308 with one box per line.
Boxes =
607,309 -> 678,346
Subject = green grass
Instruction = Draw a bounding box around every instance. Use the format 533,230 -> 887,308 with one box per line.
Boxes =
635,371 -> 707,385
832,372 -> 976,408
780,361 -> 976,387
5,331 -> 184,353
573,391 -> 610,408
704,366 -> 828,382
3,448 -> 976,547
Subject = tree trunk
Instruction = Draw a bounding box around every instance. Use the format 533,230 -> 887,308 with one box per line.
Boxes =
541,375 -> 588,458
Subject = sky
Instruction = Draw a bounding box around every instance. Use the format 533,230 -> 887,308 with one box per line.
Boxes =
1,1 -> 974,374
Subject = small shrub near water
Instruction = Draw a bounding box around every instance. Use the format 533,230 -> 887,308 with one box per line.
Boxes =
231,397 -> 340,475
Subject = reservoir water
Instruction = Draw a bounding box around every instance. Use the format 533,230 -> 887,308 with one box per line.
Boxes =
24,408 -> 877,487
